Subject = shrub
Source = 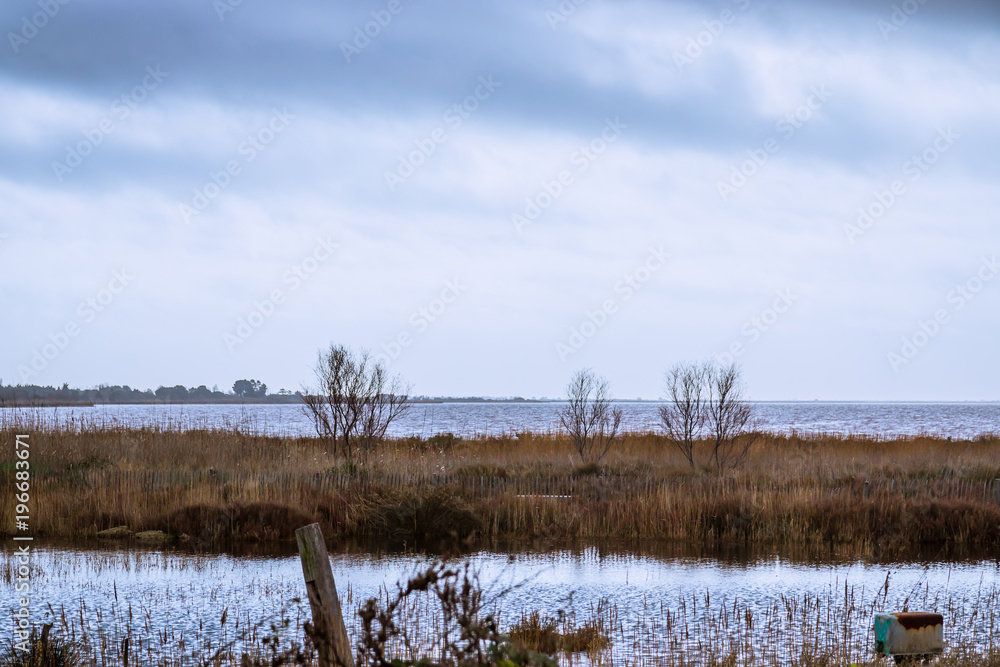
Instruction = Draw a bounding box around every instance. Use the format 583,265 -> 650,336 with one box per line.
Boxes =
357,562 -> 556,667
427,433 -> 460,452
507,611 -> 611,655
365,487 -> 482,543
2,626 -> 80,667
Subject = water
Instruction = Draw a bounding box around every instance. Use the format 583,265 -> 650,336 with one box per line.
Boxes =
4,543 -> 999,663
3,401 -> 999,438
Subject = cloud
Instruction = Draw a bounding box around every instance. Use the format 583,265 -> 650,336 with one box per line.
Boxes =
1,0 -> 998,399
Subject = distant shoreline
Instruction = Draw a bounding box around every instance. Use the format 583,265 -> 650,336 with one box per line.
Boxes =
0,397 -> 562,408
2,398 -> 999,408
0,397 -> 304,408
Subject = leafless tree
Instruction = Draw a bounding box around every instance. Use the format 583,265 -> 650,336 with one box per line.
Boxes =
301,344 -> 411,462
705,363 -> 759,470
659,362 -> 710,468
559,369 -> 623,464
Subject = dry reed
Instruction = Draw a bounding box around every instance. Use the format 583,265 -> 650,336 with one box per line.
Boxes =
2,414 -> 999,553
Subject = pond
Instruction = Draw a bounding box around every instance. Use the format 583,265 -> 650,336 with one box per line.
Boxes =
4,541 -> 999,664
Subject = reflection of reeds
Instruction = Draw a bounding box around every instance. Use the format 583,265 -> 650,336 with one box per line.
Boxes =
4,601 -> 310,666
3,561 -> 1000,666
2,416 -> 1000,552
613,578 -> 1000,667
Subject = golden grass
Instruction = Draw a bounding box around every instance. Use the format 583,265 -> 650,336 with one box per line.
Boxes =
508,610 -> 612,656
2,416 -> 999,552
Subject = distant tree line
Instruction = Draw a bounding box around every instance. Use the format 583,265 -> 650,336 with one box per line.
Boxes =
0,379 -> 300,406
232,379 -> 267,398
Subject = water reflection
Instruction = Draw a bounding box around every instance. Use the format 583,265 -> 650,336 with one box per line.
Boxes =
3,540 -> 999,663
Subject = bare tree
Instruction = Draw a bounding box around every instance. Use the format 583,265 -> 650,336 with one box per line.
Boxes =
705,363 -> 759,470
659,362 -> 710,468
559,369 -> 624,464
301,344 -> 411,462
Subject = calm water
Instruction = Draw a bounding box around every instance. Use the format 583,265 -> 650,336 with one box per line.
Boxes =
4,543 -> 999,663
4,401 -> 999,438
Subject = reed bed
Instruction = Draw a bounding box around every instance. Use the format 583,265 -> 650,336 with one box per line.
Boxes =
4,548 -> 1000,666
1,414 -> 999,552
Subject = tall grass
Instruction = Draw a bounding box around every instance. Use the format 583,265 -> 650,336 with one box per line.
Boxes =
2,415 -> 999,551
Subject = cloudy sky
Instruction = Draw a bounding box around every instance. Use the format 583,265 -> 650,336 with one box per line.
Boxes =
1,0 -> 998,400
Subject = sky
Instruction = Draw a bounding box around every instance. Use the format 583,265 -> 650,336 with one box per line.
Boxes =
1,0 -> 998,401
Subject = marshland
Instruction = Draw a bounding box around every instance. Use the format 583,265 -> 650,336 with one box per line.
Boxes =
2,410 -> 999,553
8,0 -> 1000,662
3,400 -> 1000,665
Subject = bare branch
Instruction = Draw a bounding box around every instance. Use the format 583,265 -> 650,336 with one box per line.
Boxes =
705,362 -> 759,470
559,369 -> 622,464
658,362 -> 710,469
300,344 -> 412,464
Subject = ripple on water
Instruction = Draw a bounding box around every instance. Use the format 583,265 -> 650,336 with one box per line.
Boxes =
3,543 -> 999,663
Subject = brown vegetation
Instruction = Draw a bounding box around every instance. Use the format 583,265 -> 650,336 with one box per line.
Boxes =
2,417 -> 999,553
507,611 -> 611,656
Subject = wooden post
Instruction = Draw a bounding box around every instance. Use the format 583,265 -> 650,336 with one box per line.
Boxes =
296,523 -> 355,667
993,479 -> 1000,505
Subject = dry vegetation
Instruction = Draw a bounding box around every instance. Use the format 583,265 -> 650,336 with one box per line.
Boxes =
2,412 -> 999,554
507,610 -> 611,656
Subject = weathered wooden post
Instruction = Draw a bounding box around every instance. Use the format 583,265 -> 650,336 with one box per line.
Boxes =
295,523 -> 355,667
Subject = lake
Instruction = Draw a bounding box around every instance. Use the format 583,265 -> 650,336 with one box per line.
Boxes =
3,401 -> 1000,439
